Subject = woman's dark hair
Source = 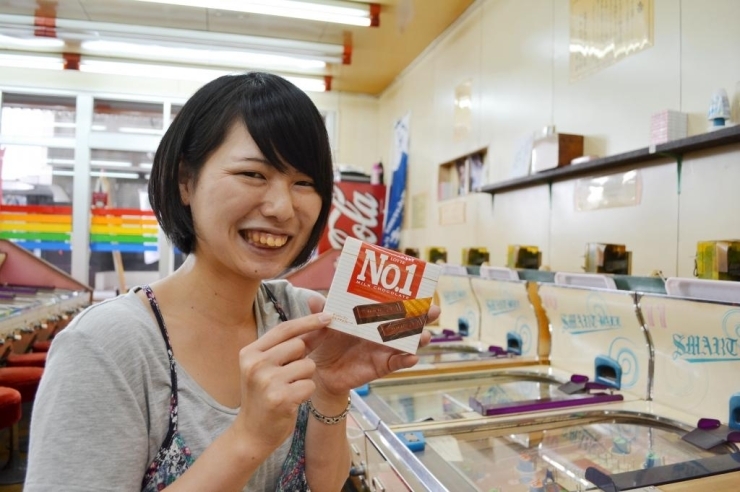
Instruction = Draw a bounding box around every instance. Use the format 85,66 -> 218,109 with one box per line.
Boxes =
149,72 -> 334,267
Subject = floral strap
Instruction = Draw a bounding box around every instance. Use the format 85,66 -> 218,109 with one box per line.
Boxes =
264,284 -> 311,491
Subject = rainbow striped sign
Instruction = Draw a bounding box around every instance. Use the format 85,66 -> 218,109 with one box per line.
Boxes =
0,205 -> 159,254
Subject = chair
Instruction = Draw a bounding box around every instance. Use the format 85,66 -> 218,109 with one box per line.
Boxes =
0,367 -> 44,484
5,352 -> 46,368
0,386 -> 24,484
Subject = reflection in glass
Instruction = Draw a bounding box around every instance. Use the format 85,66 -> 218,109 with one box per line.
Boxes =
0,144 -> 74,274
92,99 -> 163,135
421,419 -> 727,492
1,93 -> 77,138
367,374 -> 562,425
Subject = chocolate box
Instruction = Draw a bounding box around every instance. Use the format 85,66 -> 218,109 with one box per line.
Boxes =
323,237 -> 441,354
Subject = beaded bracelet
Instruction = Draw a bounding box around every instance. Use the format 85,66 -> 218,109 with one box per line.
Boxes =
306,396 -> 352,425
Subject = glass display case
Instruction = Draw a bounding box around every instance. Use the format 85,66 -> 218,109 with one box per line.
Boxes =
358,370 -> 627,428
361,411 -> 738,492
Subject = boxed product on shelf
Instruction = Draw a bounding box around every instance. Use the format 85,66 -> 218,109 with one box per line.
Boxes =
650,110 -> 688,146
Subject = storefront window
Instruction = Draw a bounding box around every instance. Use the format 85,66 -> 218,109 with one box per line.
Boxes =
92,99 -> 164,135
86,149 -> 158,290
170,103 -> 183,124
0,144 -> 74,274
1,93 -> 77,138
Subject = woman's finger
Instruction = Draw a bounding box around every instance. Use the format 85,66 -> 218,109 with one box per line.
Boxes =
426,304 -> 441,324
417,329 -> 432,349
306,294 -> 326,315
388,353 -> 419,373
250,312 -> 332,351
281,357 -> 317,384
288,379 -> 317,404
258,336 -> 310,366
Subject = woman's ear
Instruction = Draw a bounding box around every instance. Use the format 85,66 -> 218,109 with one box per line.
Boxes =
178,164 -> 191,206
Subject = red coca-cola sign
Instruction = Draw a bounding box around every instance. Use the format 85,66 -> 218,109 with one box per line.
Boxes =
317,182 -> 386,254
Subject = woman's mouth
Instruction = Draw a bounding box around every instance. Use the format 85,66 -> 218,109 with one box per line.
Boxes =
243,230 -> 290,248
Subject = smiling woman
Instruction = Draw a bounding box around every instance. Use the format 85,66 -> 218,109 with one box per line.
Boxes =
24,72 -> 436,492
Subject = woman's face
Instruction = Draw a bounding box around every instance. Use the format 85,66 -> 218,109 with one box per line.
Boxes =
180,122 -> 322,280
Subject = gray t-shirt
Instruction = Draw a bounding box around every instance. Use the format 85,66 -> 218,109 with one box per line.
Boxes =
25,280 -> 314,492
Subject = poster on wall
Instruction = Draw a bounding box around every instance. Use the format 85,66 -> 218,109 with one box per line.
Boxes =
382,113 -> 410,250
570,0 -> 654,81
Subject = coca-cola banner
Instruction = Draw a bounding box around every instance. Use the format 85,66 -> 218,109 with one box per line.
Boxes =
317,181 -> 386,253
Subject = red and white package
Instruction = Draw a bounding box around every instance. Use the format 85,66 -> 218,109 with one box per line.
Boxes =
323,237 -> 440,354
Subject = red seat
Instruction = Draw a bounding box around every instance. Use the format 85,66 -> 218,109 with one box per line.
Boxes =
5,352 -> 46,368
0,387 -> 21,432
31,340 -> 52,353
0,386 -> 23,485
0,367 -> 44,403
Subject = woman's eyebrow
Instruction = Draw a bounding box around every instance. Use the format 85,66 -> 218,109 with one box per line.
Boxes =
232,155 -> 270,164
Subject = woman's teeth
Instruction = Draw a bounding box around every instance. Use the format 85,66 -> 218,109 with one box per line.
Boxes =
246,231 -> 288,248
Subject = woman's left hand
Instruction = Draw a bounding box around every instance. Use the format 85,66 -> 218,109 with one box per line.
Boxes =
302,296 -> 439,397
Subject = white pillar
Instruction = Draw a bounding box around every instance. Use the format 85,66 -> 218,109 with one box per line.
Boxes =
71,95 -> 93,285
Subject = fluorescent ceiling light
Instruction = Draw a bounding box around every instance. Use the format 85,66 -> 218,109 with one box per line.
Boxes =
0,33 -> 65,49
0,37 -> 330,92
133,0 -> 376,27
49,158 -> 133,168
283,75 -> 327,93
82,39 -> 327,72
0,14 -> 345,61
0,52 -> 63,70
53,170 -> 141,179
80,59 -> 327,92
118,127 -> 164,135
81,59 -> 233,83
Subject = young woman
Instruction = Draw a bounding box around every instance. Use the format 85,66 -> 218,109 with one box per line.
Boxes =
25,72 -> 436,491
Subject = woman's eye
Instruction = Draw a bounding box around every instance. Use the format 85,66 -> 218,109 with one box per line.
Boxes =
241,171 -> 265,179
296,180 -> 316,188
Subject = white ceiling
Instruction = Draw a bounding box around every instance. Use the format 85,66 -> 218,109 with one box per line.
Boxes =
0,0 -> 475,94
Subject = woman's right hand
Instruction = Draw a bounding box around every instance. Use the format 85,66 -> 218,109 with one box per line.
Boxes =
231,312 -> 332,456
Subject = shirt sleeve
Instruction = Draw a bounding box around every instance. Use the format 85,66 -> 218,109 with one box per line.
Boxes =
24,324 -> 151,491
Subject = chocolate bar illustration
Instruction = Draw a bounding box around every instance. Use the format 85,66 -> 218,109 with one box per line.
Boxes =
353,301 -> 405,324
377,315 -> 427,342
353,297 -> 432,325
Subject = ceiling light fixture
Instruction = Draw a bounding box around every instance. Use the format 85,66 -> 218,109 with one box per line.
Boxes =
132,0 -> 380,27
0,14 -> 346,63
53,170 -> 142,180
118,127 -> 164,135
0,52 -> 329,92
81,39 -> 327,72
0,52 -> 63,70
0,33 -> 65,49
79,59 -> 328,92
48,159 -> 134,168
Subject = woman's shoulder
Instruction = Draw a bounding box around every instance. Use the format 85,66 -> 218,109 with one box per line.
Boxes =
264,279 -> 323,302
52,288 -> 161,359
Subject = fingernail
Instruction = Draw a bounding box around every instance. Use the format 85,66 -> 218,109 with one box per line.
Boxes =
318,312 -> 333,324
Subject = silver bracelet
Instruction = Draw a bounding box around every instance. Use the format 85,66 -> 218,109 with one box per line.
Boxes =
306,396 -> 351,425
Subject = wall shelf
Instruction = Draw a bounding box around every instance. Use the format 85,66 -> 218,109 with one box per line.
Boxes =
479,125 -> 740,195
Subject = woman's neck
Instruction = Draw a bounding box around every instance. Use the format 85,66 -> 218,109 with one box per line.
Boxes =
152,254 -> 262,331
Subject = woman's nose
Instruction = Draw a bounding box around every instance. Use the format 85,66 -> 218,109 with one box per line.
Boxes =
259,181 -> 296,222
